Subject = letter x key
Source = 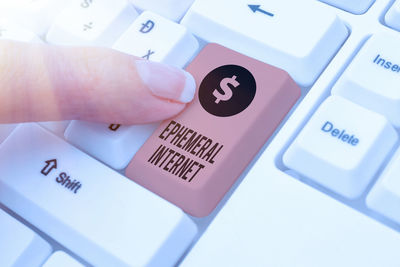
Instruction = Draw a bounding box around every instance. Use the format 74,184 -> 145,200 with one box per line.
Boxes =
142,50 -> 155,60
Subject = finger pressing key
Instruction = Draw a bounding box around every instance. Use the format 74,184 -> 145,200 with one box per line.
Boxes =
0,40 -> 196,124
126,43 -> 301,217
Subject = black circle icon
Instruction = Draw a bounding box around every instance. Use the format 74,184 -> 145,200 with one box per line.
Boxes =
199,65 -> 256,117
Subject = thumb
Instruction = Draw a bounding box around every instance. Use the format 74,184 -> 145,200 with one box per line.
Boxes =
0,40 -> 196,124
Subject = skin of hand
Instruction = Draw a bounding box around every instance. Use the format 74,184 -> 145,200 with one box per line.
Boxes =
0,40 -> 196,124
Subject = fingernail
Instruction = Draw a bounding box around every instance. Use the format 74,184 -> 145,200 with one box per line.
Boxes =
135,60 -> 196,103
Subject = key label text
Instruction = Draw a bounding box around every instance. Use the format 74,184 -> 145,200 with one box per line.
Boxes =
321,121 -> 359,146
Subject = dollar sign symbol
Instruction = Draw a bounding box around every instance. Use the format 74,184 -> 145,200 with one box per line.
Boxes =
81,0 -> 93,8
213,75 -> 240,104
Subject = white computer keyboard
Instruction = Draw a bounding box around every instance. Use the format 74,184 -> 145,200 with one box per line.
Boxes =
1,0 -> 400,266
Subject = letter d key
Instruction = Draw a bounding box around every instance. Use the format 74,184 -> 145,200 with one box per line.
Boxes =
140,20 -> 155,33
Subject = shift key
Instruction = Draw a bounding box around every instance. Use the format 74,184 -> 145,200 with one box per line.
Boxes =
125,44 -> 300,217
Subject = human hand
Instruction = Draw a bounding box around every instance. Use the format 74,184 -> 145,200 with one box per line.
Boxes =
0,40 -> 196,124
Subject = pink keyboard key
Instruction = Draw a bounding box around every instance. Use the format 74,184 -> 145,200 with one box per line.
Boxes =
125,43 -> 300,217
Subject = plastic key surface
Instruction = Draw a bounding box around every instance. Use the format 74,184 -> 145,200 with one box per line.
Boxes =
46,0 -> 138,46
332,32 -> 400,127
181,0 -> 348,86
126,43 -> 300,217
42,251 -> 84,267
181,152 -> 400,267
0,209 -> 51,267
129,0 -> 194,21
113,11 -> 199,68
318,0 -> 375,14
0,123 -> 197,267
0,0 -> 68,36
0,20 -> 42,42
385,1 -> 400,31
367,147 -> 400,224
0,123 -> 18,144
39,121 -> 71,138
283,96 -> 397,198
65,121 -> 159,170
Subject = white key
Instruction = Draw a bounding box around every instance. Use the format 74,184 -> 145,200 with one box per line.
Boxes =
283,96 -> 397,198
0,21 -> 42,42
385,1 -> 400,32
42,251 -> 83,267
0,0 -> 68,36
46,0 -> 138,46
113,11 -> 199,67
0,123 -> 197,267
367,147 -> 400,224
332,32 -> 400,127
181,0 -> 348,86
129,0 -> 194,21
318,0 -> 375,14
0,209 -> 51,267
39,121 -> 71,137
65,121 -> 158,170
181,155 -> 400,267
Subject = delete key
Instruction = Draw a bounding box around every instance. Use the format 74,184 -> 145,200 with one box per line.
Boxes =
125,44 -> 300,217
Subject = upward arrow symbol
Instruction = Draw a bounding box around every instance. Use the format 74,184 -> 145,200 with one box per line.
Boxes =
248,4 -> 274,17
41,159 -> 57,176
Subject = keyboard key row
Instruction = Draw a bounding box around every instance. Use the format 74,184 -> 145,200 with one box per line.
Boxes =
3,0 -> 350,88
0,124 -> 197,267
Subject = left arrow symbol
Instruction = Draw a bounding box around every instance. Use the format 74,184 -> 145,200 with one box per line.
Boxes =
248,4 -> 274,17
41,159 -> 57,176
